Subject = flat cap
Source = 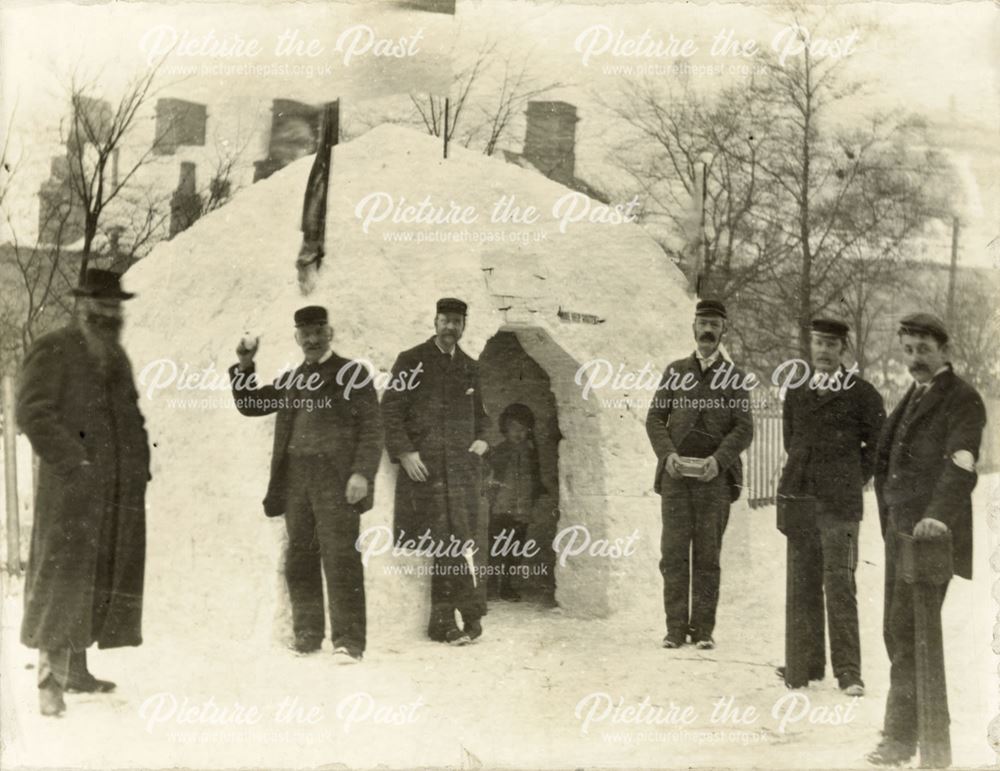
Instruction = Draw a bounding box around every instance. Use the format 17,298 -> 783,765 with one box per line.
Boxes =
294,305 -> 328,327
436,297 -> 468,316
695,299 -> 727,319
811,317 -> 850,339
898,312 -> 948,345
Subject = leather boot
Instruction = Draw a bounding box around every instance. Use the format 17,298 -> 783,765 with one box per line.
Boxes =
39,675 -> 66,717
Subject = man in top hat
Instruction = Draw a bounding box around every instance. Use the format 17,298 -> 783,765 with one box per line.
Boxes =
230,306 -> 383,663
867,313 -> 986,766
646,299 -> 754,650
16,268 -> 151,716
775,318 -> 885,695
381,298 -> 490,646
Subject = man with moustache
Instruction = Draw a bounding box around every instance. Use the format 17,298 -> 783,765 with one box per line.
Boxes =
16,269 -> 151,716
775,318 -> 885,695
381,298 -> 490,646
230,306 -> 383,663
867,313 -> 986,767
645,299 -> 754,650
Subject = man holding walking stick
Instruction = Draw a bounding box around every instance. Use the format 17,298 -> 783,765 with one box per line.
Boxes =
867,313 -> 986,768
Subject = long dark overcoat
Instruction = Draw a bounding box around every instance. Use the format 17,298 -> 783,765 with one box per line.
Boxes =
381,337 -> 489,545
17,326 -> 150,650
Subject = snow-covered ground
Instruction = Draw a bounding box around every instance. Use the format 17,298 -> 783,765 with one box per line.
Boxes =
3,479 -> 997,769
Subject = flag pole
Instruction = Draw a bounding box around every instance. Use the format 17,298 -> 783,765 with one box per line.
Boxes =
443,97 -> 450,159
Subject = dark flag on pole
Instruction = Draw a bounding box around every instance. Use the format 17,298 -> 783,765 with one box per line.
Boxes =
296,100 -> 339,294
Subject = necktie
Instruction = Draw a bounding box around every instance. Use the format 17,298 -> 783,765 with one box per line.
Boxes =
903,384 -> 928,421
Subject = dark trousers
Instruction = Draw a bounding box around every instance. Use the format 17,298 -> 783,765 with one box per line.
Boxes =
38,649 -> 94,687
429,552 -> 480,633
659,474 -> 730,640
785,515 -> 861,683
882,509 -> 950,749
285,455 -> 366,653
38,649 -> 72,687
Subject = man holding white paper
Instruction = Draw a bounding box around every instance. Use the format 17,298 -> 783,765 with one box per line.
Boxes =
645,299 -> 754,650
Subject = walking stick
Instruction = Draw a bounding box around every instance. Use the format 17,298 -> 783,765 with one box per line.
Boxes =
900,532 -> 953,768
777,494 -> 818,688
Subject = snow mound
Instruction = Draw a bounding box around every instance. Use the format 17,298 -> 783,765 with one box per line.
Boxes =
122,124 -> 695,646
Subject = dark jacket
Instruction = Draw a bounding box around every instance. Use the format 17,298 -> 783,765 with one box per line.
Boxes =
778,369 -> 885,520
381,337 -> 489,543
485,439 -> 546,523
874,366 -> 986,580
17,326 -> 150,650
645,353 -> 754,500
229,352 -> 383,518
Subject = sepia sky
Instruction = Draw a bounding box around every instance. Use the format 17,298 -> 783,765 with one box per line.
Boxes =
1,0 -> 997,262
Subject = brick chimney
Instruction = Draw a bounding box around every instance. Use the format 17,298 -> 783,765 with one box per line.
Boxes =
169,161 -> 202,237
522,101 -> 579,187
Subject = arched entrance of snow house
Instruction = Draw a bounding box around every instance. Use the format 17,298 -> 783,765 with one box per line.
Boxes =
478,325 -> 612,617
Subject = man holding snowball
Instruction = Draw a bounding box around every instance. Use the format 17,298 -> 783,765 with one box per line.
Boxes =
230,305 -> 383,663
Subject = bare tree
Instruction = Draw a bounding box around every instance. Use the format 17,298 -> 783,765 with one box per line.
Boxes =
354,36 -> 565,155
0,184 -> 77,372
203,125 -> 254,214
410,39 -> 497,147
477,53 -> 567,156
61,61 -> 169,282
600,77 -> 787,301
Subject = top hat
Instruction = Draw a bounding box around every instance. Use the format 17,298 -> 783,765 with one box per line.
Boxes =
72,268 -> 136,300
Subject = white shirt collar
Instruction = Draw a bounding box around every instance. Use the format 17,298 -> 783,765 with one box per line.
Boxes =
434,339 -> 456,358
694,348 -> 720,369
912,364 -> 948,390
305,350 -> 333,366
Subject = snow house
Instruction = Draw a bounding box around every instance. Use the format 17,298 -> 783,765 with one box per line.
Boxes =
122,125 -> 697,648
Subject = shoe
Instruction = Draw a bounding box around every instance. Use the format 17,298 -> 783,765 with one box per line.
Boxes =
446,629 -> 472,646
776,665 -> 825,685
332,646 -> 362,664
866,738 -> 915,766
429,623 -> 461,643
465,619 -> 483,642
39,677 -> 66,717
838,675 -> 865,697
65,673 -> 117,693
662,634 -> 685,649
289,637 -> 322,655
694,637 -> 715,650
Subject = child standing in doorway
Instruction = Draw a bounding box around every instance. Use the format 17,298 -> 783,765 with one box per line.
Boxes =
486,403 -> 546,601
